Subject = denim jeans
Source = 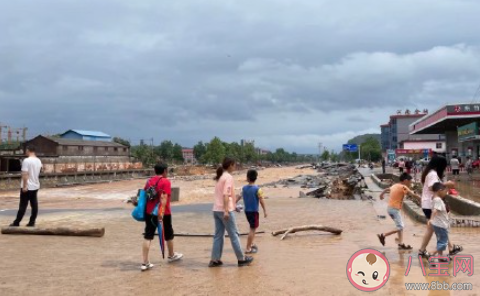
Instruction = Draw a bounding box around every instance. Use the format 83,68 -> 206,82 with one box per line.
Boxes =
211,211 -> 244,261
387,207 -> 404,230
432,225 -> 448,252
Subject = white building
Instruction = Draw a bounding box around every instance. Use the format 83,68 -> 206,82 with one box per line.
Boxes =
402,140 -> 446,153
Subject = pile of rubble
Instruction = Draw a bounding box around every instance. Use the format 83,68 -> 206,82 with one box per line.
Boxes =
311,163 -> 368,200
267,163 -> 369,200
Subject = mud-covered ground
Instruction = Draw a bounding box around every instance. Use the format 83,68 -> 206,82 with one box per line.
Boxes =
1,167 -> 479,296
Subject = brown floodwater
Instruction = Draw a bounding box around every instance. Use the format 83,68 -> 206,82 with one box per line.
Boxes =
1,196 -> 479,296
453,178 -> 480,203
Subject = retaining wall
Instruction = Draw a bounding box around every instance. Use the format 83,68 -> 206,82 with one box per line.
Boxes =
373,173 -> 480,217
371,174 -> 396,189
0,169 -> 153,191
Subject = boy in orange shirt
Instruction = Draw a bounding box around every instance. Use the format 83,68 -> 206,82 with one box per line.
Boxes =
377,173 -> 421,249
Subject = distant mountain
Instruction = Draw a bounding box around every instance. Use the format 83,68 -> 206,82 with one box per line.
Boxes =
347,134 -> 381,145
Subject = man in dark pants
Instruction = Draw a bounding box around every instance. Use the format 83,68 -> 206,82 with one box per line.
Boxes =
382,159 -> 386,174
10,146 -> 43,227
141,163 -> 183,271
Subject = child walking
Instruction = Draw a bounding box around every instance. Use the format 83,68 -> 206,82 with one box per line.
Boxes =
236,169 -> 267,254
428,182 -> 451,261
377,173 -> 421,249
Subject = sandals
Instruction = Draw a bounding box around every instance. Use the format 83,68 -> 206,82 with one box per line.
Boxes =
449,244 -> 464,256
398,243 -> 413,250
377,234 -> 386,246
418,250 -> 431,258
245,245 -> 259,254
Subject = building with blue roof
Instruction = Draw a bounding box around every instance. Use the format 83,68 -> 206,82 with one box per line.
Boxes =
60,130 -> 112,142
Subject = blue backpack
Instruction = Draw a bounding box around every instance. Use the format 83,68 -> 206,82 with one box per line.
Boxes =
132,181 -> 161,222
132,190 -> 148,221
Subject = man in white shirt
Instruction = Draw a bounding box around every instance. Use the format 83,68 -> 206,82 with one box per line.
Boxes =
10,146 -> 42,227
450,157 -> 460,180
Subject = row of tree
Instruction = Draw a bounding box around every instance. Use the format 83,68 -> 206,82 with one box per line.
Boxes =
129,140 -> 185,166
120,136 -> 316,167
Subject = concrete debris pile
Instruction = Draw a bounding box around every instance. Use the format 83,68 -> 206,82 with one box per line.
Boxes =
175,175 -> 214,182
262,174 -> 327,189
319,164 -> 370,200
265,163 -> 370,200
296,164 -> 315,169
308,163 -> 368,200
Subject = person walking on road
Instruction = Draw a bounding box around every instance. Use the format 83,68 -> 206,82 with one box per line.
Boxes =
209,157 -> 254,267
10,146 -> 42,227
417,156 -> 462,258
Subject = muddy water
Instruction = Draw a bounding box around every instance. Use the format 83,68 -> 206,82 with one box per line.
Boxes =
1,196 -> 479,296
453,178 -> 480,203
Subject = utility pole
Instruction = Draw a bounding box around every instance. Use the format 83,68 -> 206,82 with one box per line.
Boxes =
150,138 -> 154,165
358,144 -> 361,163
318,142 -> 322,163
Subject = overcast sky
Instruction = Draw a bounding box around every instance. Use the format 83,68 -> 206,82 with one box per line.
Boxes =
1,0 -> 480,153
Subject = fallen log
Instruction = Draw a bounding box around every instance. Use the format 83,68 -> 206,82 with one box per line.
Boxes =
147,231 -> 266,237
1,226 -> 105,237
272,225 -> 342,240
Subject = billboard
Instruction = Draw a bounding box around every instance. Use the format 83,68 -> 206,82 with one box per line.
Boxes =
458,122 -> 478,142
343,144 -> 358,152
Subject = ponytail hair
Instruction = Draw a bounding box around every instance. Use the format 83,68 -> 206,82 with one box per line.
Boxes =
214,157 -> 236,181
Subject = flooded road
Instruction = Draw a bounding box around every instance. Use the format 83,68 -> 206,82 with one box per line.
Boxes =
1,197 -> 479,295
1,167 -> 479,295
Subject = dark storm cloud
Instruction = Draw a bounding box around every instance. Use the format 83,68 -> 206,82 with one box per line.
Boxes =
1,0 -> 480,153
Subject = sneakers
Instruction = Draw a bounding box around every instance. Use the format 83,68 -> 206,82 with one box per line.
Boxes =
208,260 -> 223,268
26,223 -> 35,227
141,263 -> 154,271
168,252 -> 184,263
9,222 -> 20,227
238,256 -> 254,267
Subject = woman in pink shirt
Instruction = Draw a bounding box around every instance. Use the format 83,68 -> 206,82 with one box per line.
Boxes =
209,157 -> 254,267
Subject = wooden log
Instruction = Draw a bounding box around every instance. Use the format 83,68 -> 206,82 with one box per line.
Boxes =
271,225 -> 342,240
1,226 -> 105,237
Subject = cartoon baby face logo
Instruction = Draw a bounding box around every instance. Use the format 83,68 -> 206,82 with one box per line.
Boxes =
347,249 -> 390,292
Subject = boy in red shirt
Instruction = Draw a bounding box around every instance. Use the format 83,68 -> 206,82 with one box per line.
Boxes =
141,163 -> 183,271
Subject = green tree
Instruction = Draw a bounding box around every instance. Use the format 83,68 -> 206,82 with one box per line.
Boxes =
291,152 -> 298,162
330,150 -> 340,162
274,148 -> 288,163
360,136 -> 382,162
157,140 -> 174,162
243,142 -> 258,163
203,137 -> 226,165
266,152 -> 276,163
131,144 -> 155,167
172,143 -> 184,164
226,142 -> 245,163
193,141 -> 207,163
320,150 -> 330,161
